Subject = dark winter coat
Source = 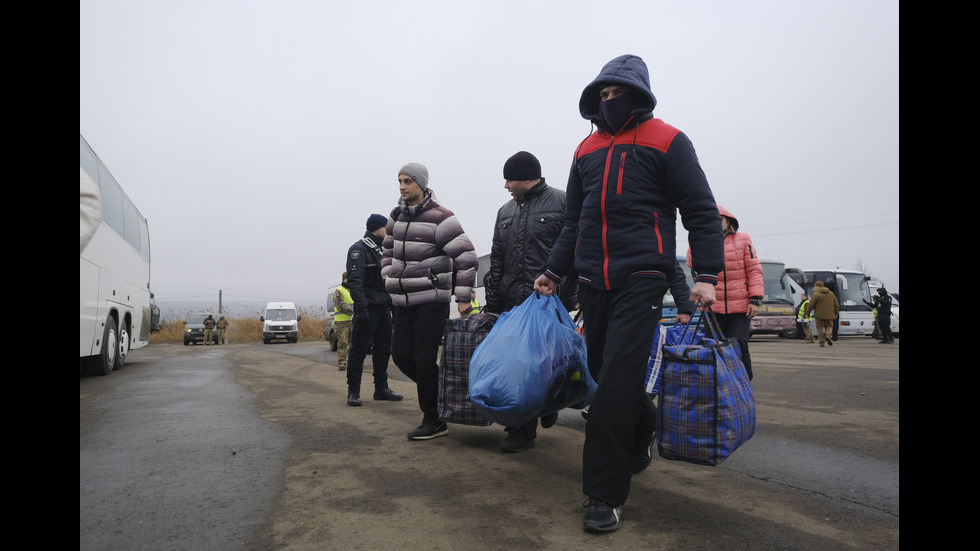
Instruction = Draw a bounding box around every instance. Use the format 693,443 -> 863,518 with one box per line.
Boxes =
346,232 -> 391,315
544,54 -> 724,291
485,179 -> 577,313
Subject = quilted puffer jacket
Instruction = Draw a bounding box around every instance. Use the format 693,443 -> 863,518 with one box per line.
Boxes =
381,189 -> 478,307
485,179 -> 577,313
687,205 -> 764,314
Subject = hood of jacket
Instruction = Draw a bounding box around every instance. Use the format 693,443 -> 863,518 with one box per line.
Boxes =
718,205 -> 740,233
579,54 -> 658,128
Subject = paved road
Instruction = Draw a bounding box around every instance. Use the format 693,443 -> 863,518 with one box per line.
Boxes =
80,335 -> 899,550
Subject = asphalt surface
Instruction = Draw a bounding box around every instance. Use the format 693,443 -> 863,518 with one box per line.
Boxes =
80,335 -> 899,550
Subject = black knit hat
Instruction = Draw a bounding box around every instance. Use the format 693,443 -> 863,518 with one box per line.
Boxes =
366,213 -> 387,232
503,151 -> 541,181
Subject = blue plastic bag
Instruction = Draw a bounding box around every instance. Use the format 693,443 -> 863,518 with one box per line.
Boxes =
468,293 -> 596,427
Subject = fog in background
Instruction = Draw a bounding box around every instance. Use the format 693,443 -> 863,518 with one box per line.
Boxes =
80,1 -> 899,317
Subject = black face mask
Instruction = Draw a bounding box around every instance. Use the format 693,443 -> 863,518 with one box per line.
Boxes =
599,92 -> 635,134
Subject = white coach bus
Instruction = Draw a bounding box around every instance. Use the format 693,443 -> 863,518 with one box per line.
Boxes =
80,133 -> 152,375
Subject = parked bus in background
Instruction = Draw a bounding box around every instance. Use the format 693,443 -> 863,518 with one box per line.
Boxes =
787,268 -> 875,337
80,133 -> 152,375
748,260 -> 805,338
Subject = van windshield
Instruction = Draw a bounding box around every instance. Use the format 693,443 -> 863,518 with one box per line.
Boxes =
266,309 -> 296,321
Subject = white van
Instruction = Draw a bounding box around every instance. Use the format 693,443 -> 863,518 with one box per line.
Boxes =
260,301 -> 301,344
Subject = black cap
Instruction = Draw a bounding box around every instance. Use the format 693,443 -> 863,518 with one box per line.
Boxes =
503,151 -> 541,181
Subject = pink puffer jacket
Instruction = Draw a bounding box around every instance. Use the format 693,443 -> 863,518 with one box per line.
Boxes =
687,205 -> 764,314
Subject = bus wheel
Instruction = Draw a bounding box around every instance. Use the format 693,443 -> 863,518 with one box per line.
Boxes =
86,316 -> 118,376
116,328 -> 130,370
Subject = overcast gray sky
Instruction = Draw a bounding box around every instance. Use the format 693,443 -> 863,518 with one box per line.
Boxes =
80,0 -> 899,310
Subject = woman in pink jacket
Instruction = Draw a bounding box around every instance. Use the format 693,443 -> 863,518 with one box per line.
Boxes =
687,205 -> 764,380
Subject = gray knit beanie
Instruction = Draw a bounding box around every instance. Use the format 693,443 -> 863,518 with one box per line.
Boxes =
399,162 -> 429,190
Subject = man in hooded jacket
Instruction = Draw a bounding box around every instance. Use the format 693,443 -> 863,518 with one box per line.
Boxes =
534,54 -> 724,534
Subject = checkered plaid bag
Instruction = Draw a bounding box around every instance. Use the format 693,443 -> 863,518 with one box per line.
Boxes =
438,312 -> 497,426
656,308 -> 756,466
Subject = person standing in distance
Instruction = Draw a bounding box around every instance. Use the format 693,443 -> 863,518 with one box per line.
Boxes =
804,280 -> 839,347
686,205 -> 764,380
345,214 -> 403,406
533,54 -> 724,534
873,287 -> 894,344
216,315 -> 229,345
382,163 -> 479,440
485,150 -> 577,453
332,272 -> 355,371
203,314 -> 217,345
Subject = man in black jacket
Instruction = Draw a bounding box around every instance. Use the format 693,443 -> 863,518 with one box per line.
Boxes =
872,287 -> 894,344
484,151 -> 577,453
534,54 -> 724,534
345,213 -> 402,406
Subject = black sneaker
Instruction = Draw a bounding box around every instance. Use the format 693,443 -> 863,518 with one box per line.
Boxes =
583,497 -> 622,533
540,411 -> 559,428
407,422 -> 448,441
373,388 -> 403,401
827,339 -> 833,346
581,407 -> 590,421
499,426 -> 535,452
347,393 -> 362,407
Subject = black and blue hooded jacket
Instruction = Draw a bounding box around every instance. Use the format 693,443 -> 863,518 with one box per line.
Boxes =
544,54 -> 724,291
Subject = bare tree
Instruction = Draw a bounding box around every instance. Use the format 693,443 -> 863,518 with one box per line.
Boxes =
854,259 -> 875,279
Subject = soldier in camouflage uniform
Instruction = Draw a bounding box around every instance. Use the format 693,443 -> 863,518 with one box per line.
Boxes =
203,315 -> 217,345
333,272 -> 354,371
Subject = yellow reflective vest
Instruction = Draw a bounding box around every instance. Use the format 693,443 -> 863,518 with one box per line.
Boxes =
334,285 -> 354,322
470,297 -> 481,314
797,300 -> 811,320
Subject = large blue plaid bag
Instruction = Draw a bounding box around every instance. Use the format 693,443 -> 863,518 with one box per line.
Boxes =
468,293 -> 596,428
657,307 -> 756,466
438,312 -> 497,426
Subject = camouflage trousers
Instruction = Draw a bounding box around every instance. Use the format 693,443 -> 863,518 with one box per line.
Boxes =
217,328 -> 227,345
801,319 -> 814,343
204,328 -> 214,344
336,320 -> 353,369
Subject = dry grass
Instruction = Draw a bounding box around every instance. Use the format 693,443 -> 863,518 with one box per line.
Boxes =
150,305 -> 328,345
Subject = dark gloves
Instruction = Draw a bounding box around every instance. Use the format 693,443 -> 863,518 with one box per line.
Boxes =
353,311 -> 370,329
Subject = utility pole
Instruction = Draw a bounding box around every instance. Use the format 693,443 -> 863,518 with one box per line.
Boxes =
219,290 -> 223,314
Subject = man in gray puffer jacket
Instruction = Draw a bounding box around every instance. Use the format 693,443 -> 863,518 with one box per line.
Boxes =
484,151 -> 578,452
382,162 -> 479,441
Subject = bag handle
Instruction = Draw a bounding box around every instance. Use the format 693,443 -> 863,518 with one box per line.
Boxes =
676,301 -> 728,343
697,302 -> 728,341
527,291 -> 575,330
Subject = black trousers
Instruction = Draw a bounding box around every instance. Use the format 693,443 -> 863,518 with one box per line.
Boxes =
391,302 -> 450,425
878,312 -> 894,341
580,275 -> 667,507
708,312 -> 753,380
346,303 -> 393,394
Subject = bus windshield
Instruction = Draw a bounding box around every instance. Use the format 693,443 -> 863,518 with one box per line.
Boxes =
761,261 -> 795,305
